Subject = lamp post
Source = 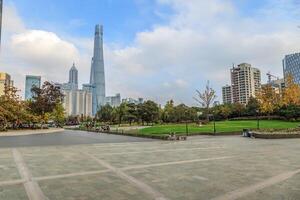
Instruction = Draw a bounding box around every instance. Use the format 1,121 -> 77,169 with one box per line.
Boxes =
185,110 -> 189,136
256,109 -> 260,130
213,114 -> 216,135
208,113 -> 216,135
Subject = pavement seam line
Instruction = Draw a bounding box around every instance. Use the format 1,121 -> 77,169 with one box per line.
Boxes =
92,147 -> 224,156
12,148 -> 48,200
0,179 -> 25,186
121,156 -> 234,170
33,169 -> 111,181
82,151 -> 169,200
211,168 -> 300,200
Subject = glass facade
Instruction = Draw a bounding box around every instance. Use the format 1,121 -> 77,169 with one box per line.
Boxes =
283,53 -> 300,84
25,75 -> 41,100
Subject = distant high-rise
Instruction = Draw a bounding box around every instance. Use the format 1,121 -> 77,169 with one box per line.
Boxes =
0,72 -> 13,96
105,93 -> 121,107
283,53 -> 300,84
222,85 -> 232,104
230,63 -> 261,104
25,75 -> 41,100
68,63 -> 78,90
62,89 -> 92,117
0,0 -> 3,46
89,24 -> 106,115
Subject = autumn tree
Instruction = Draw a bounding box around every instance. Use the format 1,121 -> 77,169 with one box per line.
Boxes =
282,74 -> 300,106
257,84 -> 280,116
194,81 -> 217,120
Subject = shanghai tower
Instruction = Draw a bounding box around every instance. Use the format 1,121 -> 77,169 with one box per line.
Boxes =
90,25 -> 106,115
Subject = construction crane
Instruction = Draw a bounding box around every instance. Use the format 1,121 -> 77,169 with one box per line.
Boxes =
266,72 -> 279,83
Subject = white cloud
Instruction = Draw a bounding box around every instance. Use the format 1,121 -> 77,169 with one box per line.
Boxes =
0,5 -> 90,97
1,1 -> 300,105
2,4 -> 25,33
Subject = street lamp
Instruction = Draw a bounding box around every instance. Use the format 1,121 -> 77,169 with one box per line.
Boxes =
213,114 -> 216,134
185,110 -> 189,136
256,109 -> 260,130
208,113 -> 216,135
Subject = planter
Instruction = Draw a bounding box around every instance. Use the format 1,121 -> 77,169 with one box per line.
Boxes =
252,132 -> 300,139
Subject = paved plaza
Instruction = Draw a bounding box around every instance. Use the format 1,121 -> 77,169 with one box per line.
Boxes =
0,131 -> 300,200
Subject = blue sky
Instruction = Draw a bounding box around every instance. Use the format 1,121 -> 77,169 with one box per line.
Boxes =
7,0 -> 172,44
1,0 -> 300,105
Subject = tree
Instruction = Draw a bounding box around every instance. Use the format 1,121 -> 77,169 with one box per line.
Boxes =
125,103 -> 138,125
231,103 -> 246,117
0,84 -> 34,129
116,102 -> 128,125
194,81 -> 217,120
137,101 -> 159,125
161,100 -> 175,123
97,104 -> 114,122
257,84 -> 280,116
245,97 -> 259,116
50,103 -> 65,127
282,74 -> 300,106
29,81 -> 64,122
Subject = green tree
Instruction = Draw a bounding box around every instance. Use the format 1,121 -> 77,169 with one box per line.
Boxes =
51,103 -> 65,127
97,104 -> 114,122
138,101 -> 159,125
246,97 -> 259,116
125,103 -> 138,125
29,81 -> 64,123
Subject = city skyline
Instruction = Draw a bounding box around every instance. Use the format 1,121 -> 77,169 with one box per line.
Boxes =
1,1 -> 300,105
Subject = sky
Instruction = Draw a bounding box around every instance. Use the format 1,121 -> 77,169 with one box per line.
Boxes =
1,0 -> 300,106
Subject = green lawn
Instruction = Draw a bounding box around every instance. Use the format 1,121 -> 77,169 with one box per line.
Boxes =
138,120 -> 300,136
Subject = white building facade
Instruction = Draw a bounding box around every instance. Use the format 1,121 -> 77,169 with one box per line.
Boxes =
231,63 -> 261,105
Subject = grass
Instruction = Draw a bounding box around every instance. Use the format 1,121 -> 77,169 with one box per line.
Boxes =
138,120 -> 300,136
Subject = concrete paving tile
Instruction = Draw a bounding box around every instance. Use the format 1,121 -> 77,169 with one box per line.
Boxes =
0,158 -> 21,181
0,185 -> 28,200
39,173 -> 153,200
126,154 -> 300,200
238,173 -> 300,200
23,152 -> 107,177
95,148 -> 230,168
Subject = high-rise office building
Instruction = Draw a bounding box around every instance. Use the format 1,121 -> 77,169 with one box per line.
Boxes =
25,75 -> 41,100
62,89 -> 92,117
122,97 -> 144,105
230,63 -> 261,105
0,72 -> 13,96
59,64 -> 93,117
68,63 -> 78,90
0,0 -> 3,46
283,53 -> 300,84
105,93 -> 121,107
90,25 -> 106,115
222,85 -> 232,104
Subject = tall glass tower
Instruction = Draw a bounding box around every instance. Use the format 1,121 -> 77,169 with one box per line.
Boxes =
283,53 -> 300,84
0,0 -> 3,46
25,75 -> 41,100
89,25 -> 106,115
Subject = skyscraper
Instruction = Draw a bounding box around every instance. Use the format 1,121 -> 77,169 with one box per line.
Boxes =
222,85 -> 232,104
68,63 -> 78,90
0,0 -> 3,46
90,24 -> 106,115
230,63 -> 261,105
283,53 -> 300,84
25,75 -> 41,100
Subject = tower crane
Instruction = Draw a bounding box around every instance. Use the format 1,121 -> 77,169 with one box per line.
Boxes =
266,72 -> 279,83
